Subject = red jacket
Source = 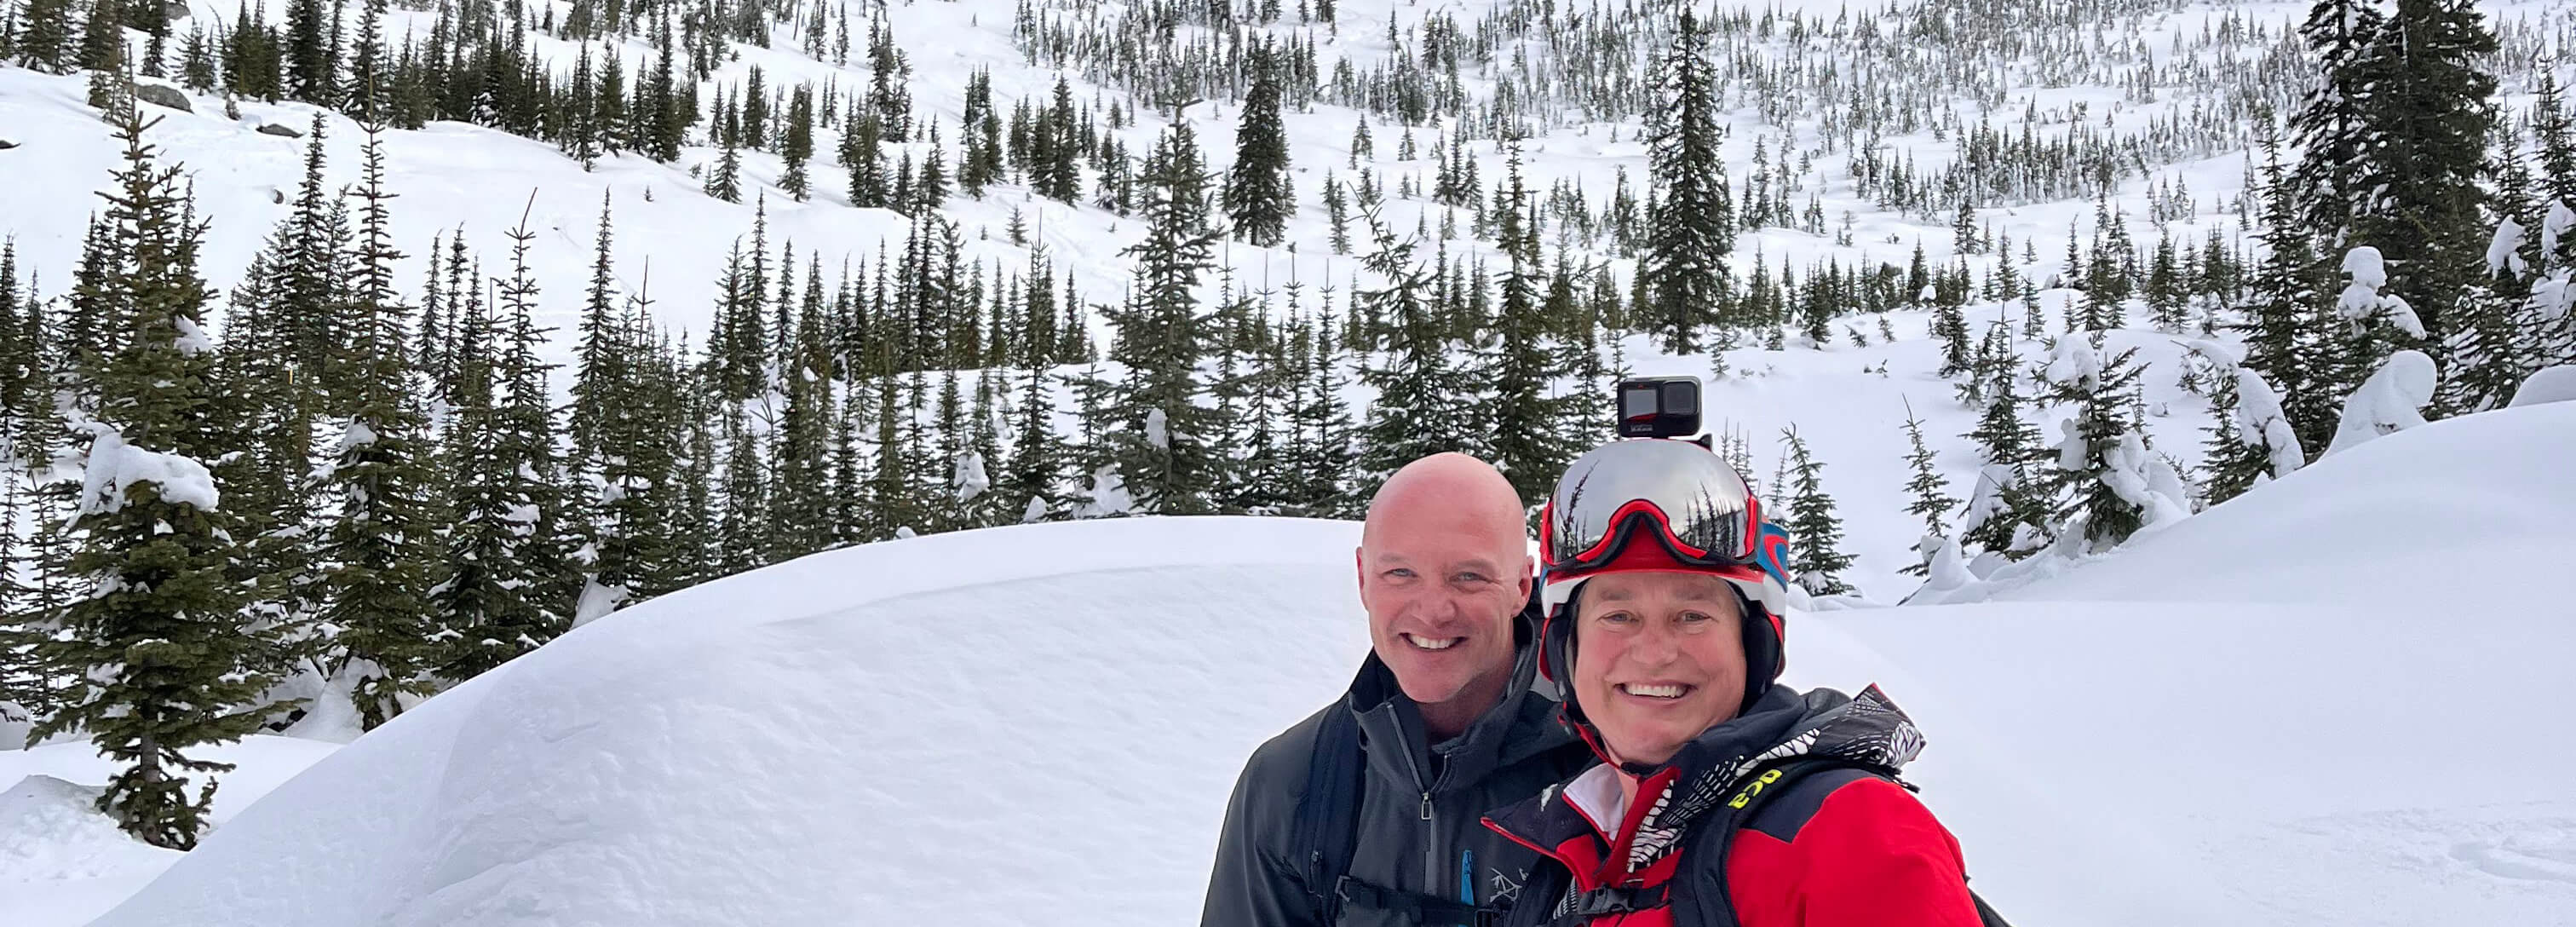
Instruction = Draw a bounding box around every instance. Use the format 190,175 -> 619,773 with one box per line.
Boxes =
1481,685 -> 1981,927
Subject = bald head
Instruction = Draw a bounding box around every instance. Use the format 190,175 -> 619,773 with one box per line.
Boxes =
1355,454 -> 1534,739
1362,452 -> 1527,550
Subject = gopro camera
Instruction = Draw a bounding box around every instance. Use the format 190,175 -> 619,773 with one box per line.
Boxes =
1617,377 -> 1702,440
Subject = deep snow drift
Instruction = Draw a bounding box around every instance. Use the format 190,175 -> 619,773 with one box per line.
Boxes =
26,402 -> 2567,927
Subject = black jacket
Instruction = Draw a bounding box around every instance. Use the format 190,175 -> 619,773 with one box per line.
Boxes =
1199,633 -> 1593,926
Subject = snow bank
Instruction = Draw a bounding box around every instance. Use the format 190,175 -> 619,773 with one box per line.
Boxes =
2510,365 -> 2576,408
2003,400 -> 2576,613
82,432 -> 2576,926
2325,349 -> 2436,458
0,736 -> 342,925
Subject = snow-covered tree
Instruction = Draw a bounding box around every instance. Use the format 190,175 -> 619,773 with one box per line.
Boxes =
2038,337 -> 2188,553
29,113 -> 279,848
2326,349 -> 2438,457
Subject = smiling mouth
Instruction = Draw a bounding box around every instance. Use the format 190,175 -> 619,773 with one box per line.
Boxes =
1618,682 -> 1693,700
1400,633 -> 1465,652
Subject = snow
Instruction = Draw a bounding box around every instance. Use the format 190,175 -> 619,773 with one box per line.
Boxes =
0,737 -> 341,925
2509,366 -> 2576,408
74,426 -> 221,516
953,449 -> 990,503
2337,247 -> 2426,339
1068,464 -> 1133,519
2234,368 -> 2306,481
2326,349 -> 2437,458
171,316 -> 217,356
32,404 -> 2575,927
2544,201 -> 2574,257
2487,216 -> 2528,278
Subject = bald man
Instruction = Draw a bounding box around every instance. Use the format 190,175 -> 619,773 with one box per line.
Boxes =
1200,453 -> 1591,926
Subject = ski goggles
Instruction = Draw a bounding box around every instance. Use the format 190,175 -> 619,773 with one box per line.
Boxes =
1539,438 -> 1792,615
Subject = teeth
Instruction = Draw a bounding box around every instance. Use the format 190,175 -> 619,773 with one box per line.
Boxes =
1404,634 -> 1463,651
1621,683 -> 1688,699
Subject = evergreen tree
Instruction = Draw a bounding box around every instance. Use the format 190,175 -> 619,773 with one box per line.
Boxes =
1479,146 -> 1580,509
2343,0 -> 2499,348
2038,338 -> 2170,553
1897,405 -> 1958,577
1640,7 -> 1732,354
435,216 -> 572,679
2201,360 -> 2305,507
782,83 -> 815,200
1225,47 -> 1294,248
1101,124 -> 1222,515
2291,0 -> 2387,248
2239,125 -> 2337,456
309,124 -> 446,731
14,0 -> 76,72
26,112 -> 279,849
1778,427 -> 1853,596
1355,206 -> 1475,487
284,0 -> 333,104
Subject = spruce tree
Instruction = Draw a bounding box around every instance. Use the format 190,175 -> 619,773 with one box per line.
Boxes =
28,112 -> 280,849
2343,0 -> 2499,348
2038,338 -> 2165,553
2239,125 -> 2337,456
1640,7 -> 1732,355
1479,146 -> 1580,510
1778,427 -> 1854,596
1225,46 -> 1294,248
1354,205 -> 1476,494
1897,405 -> 1958,577
310,124 -> 446,731
1101,124 -> 1223,515
2201,360 -> 2304,507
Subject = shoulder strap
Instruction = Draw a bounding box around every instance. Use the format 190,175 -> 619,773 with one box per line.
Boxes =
1290,705 -> 1366,924
1676,756 -> 2028,927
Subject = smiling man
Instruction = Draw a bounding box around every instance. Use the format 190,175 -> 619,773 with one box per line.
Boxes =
1199,453 -> 1594,926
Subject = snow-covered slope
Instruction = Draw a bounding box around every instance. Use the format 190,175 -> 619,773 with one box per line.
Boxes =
51,401 -> 2576,927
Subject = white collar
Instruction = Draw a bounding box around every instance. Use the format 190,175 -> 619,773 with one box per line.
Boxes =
1561,763 -> 1627,841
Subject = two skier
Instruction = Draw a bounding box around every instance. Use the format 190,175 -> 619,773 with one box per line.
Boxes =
1202,436 -> 1990,926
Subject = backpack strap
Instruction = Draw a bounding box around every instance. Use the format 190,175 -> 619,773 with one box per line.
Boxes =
1676,757 -> 2010,927
1289,706 -> 1509,926
1290,705 -> 1366,923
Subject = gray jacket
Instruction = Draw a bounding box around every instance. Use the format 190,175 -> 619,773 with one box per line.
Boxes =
1199,637 -> 1592,926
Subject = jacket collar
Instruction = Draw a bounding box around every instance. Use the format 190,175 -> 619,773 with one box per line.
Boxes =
1343,619 -> 1572,795
1484,684 -> 1929,877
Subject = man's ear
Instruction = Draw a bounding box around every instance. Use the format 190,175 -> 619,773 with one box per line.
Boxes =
1353,546 -> 1366,594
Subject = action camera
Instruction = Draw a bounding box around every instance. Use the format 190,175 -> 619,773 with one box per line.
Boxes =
1617,377 -> 1702,440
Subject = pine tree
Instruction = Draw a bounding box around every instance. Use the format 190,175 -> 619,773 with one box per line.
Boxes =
2038,338 -> 2167,553
310,124 -> 446,731
2239,124 -> 2337,457
1225,46 -> 1294,248
1778,427 -> 1853,596
781,83 -> 815,200
1897,405 -> 1958,577
1354,205 -> 1476,487
2201,360 -> 2304,507
26,111 -> 279,849
1100,124 -> 1223,515
2343,0 -> 2499,348
435,216 -> 572,680
1640,7 -> 1732,354
1479,146 -> 1580,510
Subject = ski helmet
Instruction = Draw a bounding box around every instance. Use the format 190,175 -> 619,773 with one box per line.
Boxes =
1537,437 -> 1795,728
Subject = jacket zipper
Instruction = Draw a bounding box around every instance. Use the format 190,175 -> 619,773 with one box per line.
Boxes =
1391,717 -> 1441,901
